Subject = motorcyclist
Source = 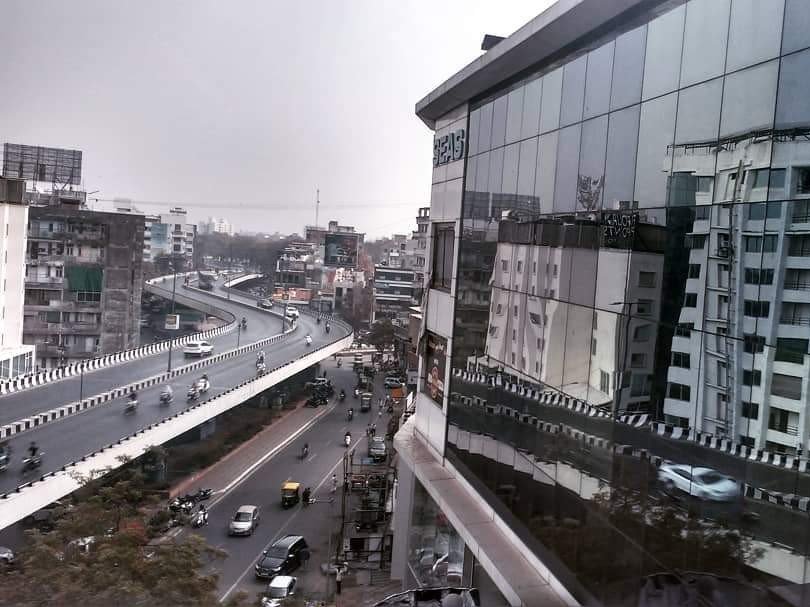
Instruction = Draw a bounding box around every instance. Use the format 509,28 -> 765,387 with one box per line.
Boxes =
348,408 -> 354,421
161,385 -> 173,400
344,431 -> 351,447
305,334 -> 312,346
28,441 -> 38,459
302,443 -> 309,459
302,487 -> 312,505
257,350 -> 266,364
339,389 -> 346,400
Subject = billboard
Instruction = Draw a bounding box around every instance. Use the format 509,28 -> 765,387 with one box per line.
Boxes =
324,233 -> 359,268
3,144 -> 83,186
424,332 -> 447,406
272,287 -> 312,303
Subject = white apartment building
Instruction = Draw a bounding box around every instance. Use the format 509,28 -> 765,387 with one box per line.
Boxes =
198,216 -> 234,236
143,207 -> 195,266
0,177 -> 35,378
664,130 -> 810,454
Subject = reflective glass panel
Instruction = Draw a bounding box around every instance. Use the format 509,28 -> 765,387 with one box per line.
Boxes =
635,93 -> 677,207
775,48 -> 810,130
720,60 -> 778,138
517,137 -> 538,198
554,124 -> 581,212
521,77 -> 543,140
680,0 -> 730,88
604,104 -> 640,209
478,102 -> 494,154
535,131 -> 558,213
642,5 -> 685,101
783,0 -> 810,54
578,116 -> 608,211
491,94 -> 508,150
611,24 -> 646,110
675,78 -> 722,145
539,67 -> 563,134
505,86 -> 525,145
560,54 -> 587,127
726,0 -> 784,73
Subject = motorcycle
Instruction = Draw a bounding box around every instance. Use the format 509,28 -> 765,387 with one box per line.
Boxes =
159,389 -> 173,405
302,487 -> 312,507
301,444 -> 309,460
336,358 -> 342,368
169,496 -> 195,515
256,361 -> 266,376
191,508 -> 208,528
305,335 -> 312,347
344,432 -> 351,448
183,488 -> 213,503
21,453 -> 43,473
347,408 -> 354,421
241,318 -> 247,330
339,390 -> 346,402
196,376 -> 210,394
325,323 -> 331,334
187,385 -> 199,402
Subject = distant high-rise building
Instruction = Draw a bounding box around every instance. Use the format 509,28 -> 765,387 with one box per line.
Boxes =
198,216 -> 234,236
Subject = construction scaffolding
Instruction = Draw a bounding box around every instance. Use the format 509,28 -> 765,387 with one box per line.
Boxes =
337,441 -> 396,570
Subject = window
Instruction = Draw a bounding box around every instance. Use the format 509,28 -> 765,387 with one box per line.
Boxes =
516,261 -> 523,273
633,324 -> 651,342
716,361 -> 728,387
675,323 -> 693,338
76,291 -> 101,303
600,370 -> 610,393
591,338 -> 597,356
512,329 -> 516,342
789,235 -> 810,257
553,264 -> 558,277
716,393 -> 728,420
688,264 -> 701,279
771,374 -> 803,400
495,303 -> 503,315
793,200 -> 810,223
630,352 -> 646,367
796,167 -> 810,195
513,305 -> 518,318
768,407 -> 795,434
744,268 -> 774,285
636,299 -> 654,316
747,202 -> 781,220
744,334 -> 766,354
671,352 -> 690,368
744,300 -> 770,318
685,234 -> 707,249
638,271 -> 656,287
631,373 -> 651,397
742,402 -> 759,419
694,205 -> 711,220
537,337 -> 544,350
431,224 -> 455,291
684,293 -> 697,307
744,236 -> 762,252
763,235 -> 778,252
668,382 -> 691,401
488,326 -> 499,337
743,370 -> 762,386
501,260 -> 509,272
532,261 -> 537,274
775,338 -> 808,364
529,312 -> 541,325
739,435 -> 755,448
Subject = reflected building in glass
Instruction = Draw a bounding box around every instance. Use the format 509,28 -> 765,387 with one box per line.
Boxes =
391,1 -> 810,605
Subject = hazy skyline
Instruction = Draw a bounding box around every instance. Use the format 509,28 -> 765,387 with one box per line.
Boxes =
1,1 -> 549,237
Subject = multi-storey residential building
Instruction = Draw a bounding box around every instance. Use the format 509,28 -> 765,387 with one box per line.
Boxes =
0,177 -> 35,378
143,208 -> 195,267
198,216 -> 234,236
372,264 -> 415,325
406,207 -> 430,293
392,1 -> 810,605
24,204 -> 144,368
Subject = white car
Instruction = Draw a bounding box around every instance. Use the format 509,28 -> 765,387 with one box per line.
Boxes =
658,463 -> 739,502
285,306 -> 299,319
183,341 -> 214,357
262,575 -> 297,606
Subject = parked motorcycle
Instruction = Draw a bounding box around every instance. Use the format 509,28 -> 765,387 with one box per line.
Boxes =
191,508 -> 208,528
181,488 -> 213,503
169,496 -> 194,515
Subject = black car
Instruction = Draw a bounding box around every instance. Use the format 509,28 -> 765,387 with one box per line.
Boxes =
255,535 -> 309,579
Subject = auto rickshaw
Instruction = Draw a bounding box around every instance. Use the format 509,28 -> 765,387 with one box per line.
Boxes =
360,392 -> 373,412
281,481 -> 301,508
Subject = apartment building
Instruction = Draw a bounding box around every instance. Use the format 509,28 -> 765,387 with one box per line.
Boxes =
24,205 -> 144,368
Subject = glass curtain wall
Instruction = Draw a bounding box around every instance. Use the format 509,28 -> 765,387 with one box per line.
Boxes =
446,0 -> 810,604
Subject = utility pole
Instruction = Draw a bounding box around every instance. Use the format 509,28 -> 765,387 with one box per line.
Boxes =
315,188 -> 320,229
167,257 -> 179,373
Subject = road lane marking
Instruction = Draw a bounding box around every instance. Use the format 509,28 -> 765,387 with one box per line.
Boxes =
219,436 -> 366,603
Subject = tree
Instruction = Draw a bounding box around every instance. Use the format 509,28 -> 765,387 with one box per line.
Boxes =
369,318 -> 395,353
0,468 -> 251,607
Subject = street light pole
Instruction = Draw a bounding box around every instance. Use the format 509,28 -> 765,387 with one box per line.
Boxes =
79,362 -> 85,401
237,322 -> 241,348
167,261 -> 178,373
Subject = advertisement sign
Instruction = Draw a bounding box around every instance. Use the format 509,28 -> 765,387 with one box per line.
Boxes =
3,143 -> 83,186
165,314 -> 180,330
424,332 -> 447,406
272,287 -> 312,303
324,233 -> 359,268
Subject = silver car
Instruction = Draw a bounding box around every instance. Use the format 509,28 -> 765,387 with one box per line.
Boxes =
0,546 -> 14,566
229,505 -> 260,536
658,463 -> 740,502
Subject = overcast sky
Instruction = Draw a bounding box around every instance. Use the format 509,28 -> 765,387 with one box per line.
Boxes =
1,1 -> 550,237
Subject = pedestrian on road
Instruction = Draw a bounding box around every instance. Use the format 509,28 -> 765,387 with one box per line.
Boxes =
331,473 -> 338,493
378,408 -> 383,420
371,422 -> 377,436
335,566 -> 344,594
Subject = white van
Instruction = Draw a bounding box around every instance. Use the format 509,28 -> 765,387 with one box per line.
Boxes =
285,306 -> 300,319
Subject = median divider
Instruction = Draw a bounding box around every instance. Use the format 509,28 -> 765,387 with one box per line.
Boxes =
0,272 -> 238,398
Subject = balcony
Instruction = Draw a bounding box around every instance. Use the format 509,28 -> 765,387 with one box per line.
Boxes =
25,276 -> 64,288
781,315 -> 810,327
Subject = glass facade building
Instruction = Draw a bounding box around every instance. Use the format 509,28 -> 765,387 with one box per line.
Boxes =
394,1 -> 810,605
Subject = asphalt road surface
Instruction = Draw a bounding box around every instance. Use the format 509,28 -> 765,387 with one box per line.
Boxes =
174,360 -> 388,603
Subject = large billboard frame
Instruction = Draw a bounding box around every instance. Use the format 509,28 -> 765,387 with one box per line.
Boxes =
324,233 -> 359,268
2,144 -> 83,186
